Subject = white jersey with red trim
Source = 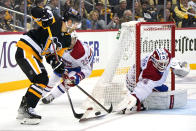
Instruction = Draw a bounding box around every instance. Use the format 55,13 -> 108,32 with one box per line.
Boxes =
61,39 -> 94,79
126,53 -> 172,101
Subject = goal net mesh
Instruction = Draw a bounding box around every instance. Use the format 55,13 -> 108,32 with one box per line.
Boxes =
83,21 -> 175,111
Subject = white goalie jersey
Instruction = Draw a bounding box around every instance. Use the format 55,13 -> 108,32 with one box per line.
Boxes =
125,50 -> 189,110
126,53 -> 171,94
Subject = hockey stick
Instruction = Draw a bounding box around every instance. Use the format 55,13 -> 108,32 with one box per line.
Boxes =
64,87 -> 84,119
76,85 -> 113,113
47,27 -> 84,119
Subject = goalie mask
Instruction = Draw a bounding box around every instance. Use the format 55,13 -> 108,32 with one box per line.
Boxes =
151,48 -> 171,72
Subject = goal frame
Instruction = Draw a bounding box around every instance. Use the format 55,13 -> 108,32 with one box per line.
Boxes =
136,22 -> 176,108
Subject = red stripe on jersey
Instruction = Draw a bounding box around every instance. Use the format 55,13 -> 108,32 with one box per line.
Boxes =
142,61 -> 163,81
70,40 -> 85,59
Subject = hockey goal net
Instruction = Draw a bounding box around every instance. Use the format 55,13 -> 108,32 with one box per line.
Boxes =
84,21 -> 176,112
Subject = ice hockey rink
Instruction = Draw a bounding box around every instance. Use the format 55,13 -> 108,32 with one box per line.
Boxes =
0,70 -> 196,131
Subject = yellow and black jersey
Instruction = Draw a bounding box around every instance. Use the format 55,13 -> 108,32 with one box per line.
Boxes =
16,14 -> 71,60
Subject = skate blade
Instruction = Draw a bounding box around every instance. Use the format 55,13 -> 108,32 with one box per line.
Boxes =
19,118 -> 41,125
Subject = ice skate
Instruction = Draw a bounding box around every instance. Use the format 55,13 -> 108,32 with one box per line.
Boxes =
16,96 -> 41,125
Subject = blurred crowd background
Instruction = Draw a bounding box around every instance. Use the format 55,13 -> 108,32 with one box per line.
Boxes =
0,0 -> 196,32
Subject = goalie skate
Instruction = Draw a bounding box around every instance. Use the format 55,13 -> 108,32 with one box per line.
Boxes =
16,96 -> 41,125
42,94 -> 55,104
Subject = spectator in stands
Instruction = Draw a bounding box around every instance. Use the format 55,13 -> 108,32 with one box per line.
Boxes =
83,0 -> 94,13
94,1 -> 105,20
35,0 -> 45,8
109,0 -> 119,7
158,0 -> 175,22
74,0 -> 89,19
159,8 -> 175,22
174,0 -> 196,27
0,9 -> 6,32
113,0 -> 127,19
99,5 -> 113,24
0,0 -> 15,31
2,0 -> 12,9
73,0 -> 91,30
141,0 -> 158,22
89,10 -> 106,29
107,14 -> 120,29
15,1 -> 25,28
45,0 -> 60,16
0,0 -> 3,6
134,0 -> 143,21
80,16 -> 92,30
119,9 -> 132,25
126,0 -> 134,10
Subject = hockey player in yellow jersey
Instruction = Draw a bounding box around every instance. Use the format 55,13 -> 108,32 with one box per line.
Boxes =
15,5 -> 81,125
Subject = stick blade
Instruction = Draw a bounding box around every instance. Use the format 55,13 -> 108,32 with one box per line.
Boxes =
108,103 -> 113,113
74,113 -> 84,119
79,114 -> 107,122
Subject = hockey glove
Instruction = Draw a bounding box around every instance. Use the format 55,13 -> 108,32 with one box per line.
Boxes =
41,9 -> 53,27
65,72 -> 84,87
46,55 -> 65,75
63,7 -> 81,22
53,61 -> 65,75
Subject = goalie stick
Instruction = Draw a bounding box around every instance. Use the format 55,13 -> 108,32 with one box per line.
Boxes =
47,27 -> 84,119
78,107 -> 106,122
79,114 -> 107,122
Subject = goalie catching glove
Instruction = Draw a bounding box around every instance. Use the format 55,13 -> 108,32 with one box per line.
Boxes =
171,59 -> 190,78
64,72 -> 85,87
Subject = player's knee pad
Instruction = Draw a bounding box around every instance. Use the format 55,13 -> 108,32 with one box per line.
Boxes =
32,71 -> 49,85
154,84 -> 168,92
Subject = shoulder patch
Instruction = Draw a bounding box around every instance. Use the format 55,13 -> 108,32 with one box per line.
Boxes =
70,40 -> 85,59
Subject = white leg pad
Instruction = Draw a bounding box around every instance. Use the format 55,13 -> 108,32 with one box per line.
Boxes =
143,89 -> 187,110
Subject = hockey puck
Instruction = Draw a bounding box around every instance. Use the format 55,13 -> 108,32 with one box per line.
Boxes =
95,111 -> 101,116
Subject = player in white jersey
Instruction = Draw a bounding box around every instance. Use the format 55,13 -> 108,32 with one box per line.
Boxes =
41,31 -> 94,104
117,48 -> 190,114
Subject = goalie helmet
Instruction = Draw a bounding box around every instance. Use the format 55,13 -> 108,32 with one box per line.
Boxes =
150,48 -> 171,72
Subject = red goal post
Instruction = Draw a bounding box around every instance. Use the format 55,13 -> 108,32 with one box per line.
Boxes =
136,22 -> 176,109
135,22 -> 176,90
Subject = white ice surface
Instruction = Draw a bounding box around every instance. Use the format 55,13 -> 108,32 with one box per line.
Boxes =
0,71 -> 196,131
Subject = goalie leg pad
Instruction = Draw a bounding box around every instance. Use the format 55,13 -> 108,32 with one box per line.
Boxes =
143,89 -> 187,110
